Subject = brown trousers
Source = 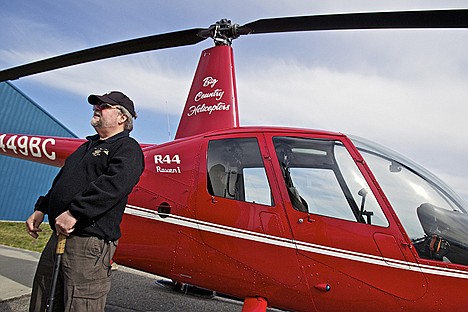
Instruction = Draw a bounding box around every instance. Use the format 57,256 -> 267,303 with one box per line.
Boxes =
29,234 -> 117,312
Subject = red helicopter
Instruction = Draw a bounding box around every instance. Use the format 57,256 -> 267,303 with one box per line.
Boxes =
1,9 -> 468,312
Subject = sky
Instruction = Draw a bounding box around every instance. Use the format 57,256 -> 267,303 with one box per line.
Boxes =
1,1 -> 467,201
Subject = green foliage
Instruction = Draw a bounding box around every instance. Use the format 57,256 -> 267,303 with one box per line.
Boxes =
0,221 -> 52,252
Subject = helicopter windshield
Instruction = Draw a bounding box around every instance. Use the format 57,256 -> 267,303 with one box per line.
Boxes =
350,136 -> 468,265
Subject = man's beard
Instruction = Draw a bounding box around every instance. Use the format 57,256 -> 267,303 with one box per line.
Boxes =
91,118 -> 102,129
91,117 -> 117,129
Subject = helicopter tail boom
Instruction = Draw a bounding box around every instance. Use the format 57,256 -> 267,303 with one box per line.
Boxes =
0,133 -> 85,167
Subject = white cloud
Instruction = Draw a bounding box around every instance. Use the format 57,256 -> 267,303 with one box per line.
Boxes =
2,55 -> 192,113
239,60 -> 467,133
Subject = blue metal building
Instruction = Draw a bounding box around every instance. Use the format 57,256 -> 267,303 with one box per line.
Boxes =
0,82 -> 77,221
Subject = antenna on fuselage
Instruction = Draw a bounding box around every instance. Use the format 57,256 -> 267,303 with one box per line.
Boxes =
165,101 -> 171,141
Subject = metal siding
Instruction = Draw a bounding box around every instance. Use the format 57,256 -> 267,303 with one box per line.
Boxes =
0,82 -> 77,221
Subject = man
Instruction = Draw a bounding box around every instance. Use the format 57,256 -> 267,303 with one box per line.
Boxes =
25,91 -> 145,311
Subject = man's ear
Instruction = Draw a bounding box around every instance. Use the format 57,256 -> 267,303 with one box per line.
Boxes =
118,113 -> 128,125
119,114 -> 128,123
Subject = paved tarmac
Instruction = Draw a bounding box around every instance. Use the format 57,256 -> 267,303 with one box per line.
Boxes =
0,245 -> 39,303
0,244 -> 250,311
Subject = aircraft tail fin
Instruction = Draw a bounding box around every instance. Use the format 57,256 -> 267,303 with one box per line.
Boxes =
175,45 -> 239,139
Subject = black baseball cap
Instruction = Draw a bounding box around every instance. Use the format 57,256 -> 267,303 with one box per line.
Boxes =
88,91 -> 137,118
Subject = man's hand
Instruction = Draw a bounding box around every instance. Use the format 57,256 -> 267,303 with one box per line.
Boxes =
55,210 -> 77,236
25,211 -> 45,239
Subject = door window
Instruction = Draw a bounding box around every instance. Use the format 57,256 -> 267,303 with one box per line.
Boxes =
273,137 -> 388,227
207,138 -> 273,206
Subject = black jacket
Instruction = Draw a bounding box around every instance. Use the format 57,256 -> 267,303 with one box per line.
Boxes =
36,130 -> 144,241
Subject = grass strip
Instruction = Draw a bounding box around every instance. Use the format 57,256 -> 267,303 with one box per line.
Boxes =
0,221 -> 52,252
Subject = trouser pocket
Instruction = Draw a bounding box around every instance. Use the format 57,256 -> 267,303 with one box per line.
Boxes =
68,279 -> 111,312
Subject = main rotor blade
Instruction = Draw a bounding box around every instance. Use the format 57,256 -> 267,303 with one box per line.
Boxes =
1,9 -> 466,82
0,28 -> 207,81
239,9 -> 468,35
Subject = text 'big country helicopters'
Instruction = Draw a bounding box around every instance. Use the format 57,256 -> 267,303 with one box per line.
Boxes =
1,8 -> 468,312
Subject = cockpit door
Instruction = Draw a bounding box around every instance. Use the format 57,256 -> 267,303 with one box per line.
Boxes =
265,133 -> 427,307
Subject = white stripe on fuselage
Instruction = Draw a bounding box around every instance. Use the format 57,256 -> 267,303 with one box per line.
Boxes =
125,205 -> 468,280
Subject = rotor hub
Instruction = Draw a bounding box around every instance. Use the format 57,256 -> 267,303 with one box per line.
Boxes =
199,19 -> 241,46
